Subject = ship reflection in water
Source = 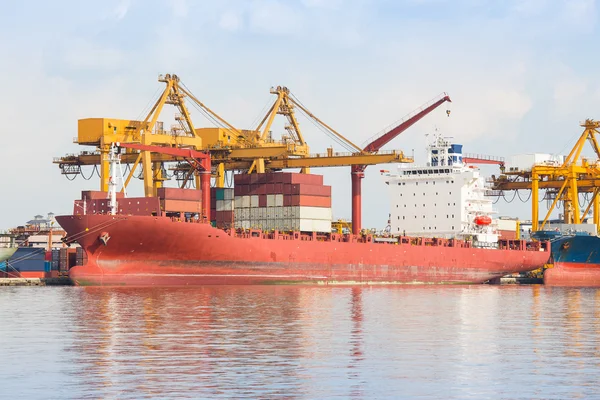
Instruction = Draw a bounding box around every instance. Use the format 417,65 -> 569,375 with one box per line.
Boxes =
2,286 -> 600,398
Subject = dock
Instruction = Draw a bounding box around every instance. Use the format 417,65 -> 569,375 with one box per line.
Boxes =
0,277 -> 72,286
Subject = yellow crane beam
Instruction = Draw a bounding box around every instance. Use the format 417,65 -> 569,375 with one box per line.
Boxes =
490,119 -> 600,233
55,150 -> 412,170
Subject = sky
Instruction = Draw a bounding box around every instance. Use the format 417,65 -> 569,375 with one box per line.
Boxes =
0,0 -> 599,230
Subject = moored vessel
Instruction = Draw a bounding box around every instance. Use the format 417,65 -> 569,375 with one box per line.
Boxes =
56,137 -> 550,287
543,233 -> 600,286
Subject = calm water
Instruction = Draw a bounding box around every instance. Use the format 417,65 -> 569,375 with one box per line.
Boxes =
1,285 -> 600,399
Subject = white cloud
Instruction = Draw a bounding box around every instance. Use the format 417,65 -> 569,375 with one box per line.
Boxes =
248,0 -> 303,35
171,0 -> 188,18
301,0 -> 343,9
219,11 -> 243,31
510,0 -> 549,15
62,39 -> 124,71
562,0 -> 597,29
113,0 -> 131,20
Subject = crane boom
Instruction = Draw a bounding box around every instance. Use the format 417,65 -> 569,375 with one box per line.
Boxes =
364,93 -> 452,153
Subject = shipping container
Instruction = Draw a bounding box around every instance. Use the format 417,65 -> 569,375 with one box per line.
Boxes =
290,184 -> 331,197
295,206 -> 332,220
298,219 -> 332,233
250,195 -> 259,208
18,271 -> 46,278
275,194 -> 284,207
290,195 -> 332,208
280,172 -> 324,186
234,197 -> 243,208
259,195 -> 267,207
224,188 -> 234,201
161,199 -> 202,213
82,190 -> 125,200
267,194 -> 275,207
119,197 -> 161,216
157,187 -> 202,201
242,196 -> 251,208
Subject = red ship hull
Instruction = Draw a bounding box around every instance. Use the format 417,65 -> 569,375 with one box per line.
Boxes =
56,214 -> 550,287
544,262 -> 600,286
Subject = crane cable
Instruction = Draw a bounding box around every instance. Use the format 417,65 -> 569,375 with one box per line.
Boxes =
516,190 -> 532,203
135,86 -> 163,123
289,92 -> 359,153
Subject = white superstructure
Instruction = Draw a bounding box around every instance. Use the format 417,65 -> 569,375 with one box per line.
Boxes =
382,135 -> 498,244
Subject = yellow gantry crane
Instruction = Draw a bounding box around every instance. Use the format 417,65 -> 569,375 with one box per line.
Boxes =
55,74 -> 415,197
491,119 -> 600,233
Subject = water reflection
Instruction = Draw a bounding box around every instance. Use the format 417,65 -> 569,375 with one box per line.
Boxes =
2,286 -> 600,399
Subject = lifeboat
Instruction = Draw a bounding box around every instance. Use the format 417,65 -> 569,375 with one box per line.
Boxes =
474,215 -> 492,226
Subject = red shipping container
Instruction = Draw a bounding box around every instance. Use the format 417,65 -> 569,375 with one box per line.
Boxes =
290,184 -> 331,197
279,173 -> 324,186
223,211 -> 234,222
265,173 -> 276,184
161,199 -> 202,213
82,190 -> 125,200
215,211 -> 224,222
250,174 -> 268,185
119,197 -> 161,216
283,184 -> 292,195
265,183 -> 275,194
234,184 -> 248,196
259,195 -> 267,207
157,187 -> 202,201
257,185 -> 267,195
19,271 -> 46,279
283,196 -> 291,206
292,173 -> 323,185
234,174 -> 249,185
290,195 -> 332,207
274,183 -> 283,194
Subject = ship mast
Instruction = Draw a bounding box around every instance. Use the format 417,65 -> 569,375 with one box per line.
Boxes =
107,143 -> 124,216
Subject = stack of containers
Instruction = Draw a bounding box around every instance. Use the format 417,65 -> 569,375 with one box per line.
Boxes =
210,188 -> 234,229
233,172 -> 332,232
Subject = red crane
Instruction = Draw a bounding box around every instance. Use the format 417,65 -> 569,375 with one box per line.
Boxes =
351,93 -> 451,234
116,142 -> 212,221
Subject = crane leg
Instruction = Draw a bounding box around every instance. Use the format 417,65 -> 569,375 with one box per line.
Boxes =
200,170 -> 211,222
351,170 -> 363,235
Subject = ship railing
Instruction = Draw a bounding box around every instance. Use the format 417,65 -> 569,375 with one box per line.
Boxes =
308,149 -> 400,158
463,153 -> 505,163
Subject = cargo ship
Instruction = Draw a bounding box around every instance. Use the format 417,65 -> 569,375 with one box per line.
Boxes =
532,225 -> 600,286
56,137 -> 550,286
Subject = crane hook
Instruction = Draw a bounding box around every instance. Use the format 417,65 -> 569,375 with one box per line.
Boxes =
446,109 -> 451,117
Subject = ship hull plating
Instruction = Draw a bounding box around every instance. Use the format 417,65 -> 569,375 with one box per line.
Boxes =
57,215 -> 550,287
544,235 -> 600,286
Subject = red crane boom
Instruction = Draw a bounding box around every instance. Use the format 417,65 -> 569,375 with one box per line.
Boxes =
117,142 -> 212,221
351,93 -> 452,234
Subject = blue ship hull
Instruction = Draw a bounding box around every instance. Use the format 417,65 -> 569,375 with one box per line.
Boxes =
544,235 -> 600,286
